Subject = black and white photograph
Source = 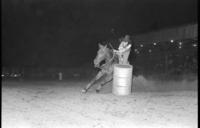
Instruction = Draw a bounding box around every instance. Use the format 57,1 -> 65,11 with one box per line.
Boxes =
2,0 -> 198,128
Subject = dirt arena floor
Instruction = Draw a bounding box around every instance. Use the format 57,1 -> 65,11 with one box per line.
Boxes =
2,76 -> 198,128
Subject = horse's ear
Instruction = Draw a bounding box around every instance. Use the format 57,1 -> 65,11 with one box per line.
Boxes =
98,43 -> 103,48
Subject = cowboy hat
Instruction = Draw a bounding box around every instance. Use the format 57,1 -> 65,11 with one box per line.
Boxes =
123,35 -> 131,42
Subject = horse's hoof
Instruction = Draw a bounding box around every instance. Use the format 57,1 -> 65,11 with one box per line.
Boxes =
81,89 -> 87,93
96,89 -> 100,93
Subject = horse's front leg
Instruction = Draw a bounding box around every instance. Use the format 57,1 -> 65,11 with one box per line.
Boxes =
81,71 -> 105,93
96,73 -> 113,93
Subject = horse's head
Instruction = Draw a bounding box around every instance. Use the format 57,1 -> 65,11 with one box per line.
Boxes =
94,43 -> 109,68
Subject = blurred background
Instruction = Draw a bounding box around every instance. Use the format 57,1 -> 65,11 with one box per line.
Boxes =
1,0 -> 198,81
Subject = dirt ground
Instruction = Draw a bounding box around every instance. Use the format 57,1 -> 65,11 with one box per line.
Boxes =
2,76 -> 198,128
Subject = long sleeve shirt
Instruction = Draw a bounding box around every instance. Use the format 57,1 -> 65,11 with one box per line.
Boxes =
114,41 -> 131,53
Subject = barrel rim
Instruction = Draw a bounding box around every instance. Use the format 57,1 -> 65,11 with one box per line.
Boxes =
114,64 -> 133,68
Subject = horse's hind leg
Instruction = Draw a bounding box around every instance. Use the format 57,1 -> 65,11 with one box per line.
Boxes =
82,71 -> 105,93
96,74 -> 113,93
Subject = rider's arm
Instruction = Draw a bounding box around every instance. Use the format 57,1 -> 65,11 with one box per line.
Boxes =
119,44 -> 132,53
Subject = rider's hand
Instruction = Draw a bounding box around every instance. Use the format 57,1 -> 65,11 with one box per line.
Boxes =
113,49 -> 118,53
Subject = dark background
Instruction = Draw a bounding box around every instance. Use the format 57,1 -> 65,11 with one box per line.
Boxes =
2,0 -> 197,67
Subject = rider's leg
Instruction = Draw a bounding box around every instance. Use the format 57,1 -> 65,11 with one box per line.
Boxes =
122,49 -> 130,65
118,53 -> 123,64
82,71 -> 105,93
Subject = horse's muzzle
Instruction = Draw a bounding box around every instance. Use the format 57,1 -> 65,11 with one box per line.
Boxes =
94,60 -> 99,68
94,63 -> 99,68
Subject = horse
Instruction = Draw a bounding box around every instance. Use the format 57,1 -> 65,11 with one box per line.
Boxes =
81,43 -> 119,93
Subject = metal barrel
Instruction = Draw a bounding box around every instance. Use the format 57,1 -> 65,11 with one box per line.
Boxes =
112,64 -> 133,95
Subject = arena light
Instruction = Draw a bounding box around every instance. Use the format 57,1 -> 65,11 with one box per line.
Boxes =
134,49 -> 138,52
170,39 -> 174,43
192,44 -> 197,47
136,50 -> 140,54
178,46 -> 182,49
179,42 -> 182,45
148,49 -> 152,53
153,42 -> 157,45
140,44 -> 143,47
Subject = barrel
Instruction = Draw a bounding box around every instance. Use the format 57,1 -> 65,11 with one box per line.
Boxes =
112,64 -> 133,95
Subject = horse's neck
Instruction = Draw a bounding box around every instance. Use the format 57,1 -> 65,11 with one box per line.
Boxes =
103,50 -> 117,70
105,50 -> 113,63
102,53 -> 116,74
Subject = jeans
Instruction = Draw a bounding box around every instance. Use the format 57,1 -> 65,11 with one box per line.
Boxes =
117,49 -> 131,65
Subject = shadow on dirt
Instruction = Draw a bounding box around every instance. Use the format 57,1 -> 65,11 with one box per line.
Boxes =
93,75 -> 197,94
132,75 -> 197,92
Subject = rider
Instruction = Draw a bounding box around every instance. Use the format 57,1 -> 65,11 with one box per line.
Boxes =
114,35 -> 132,65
